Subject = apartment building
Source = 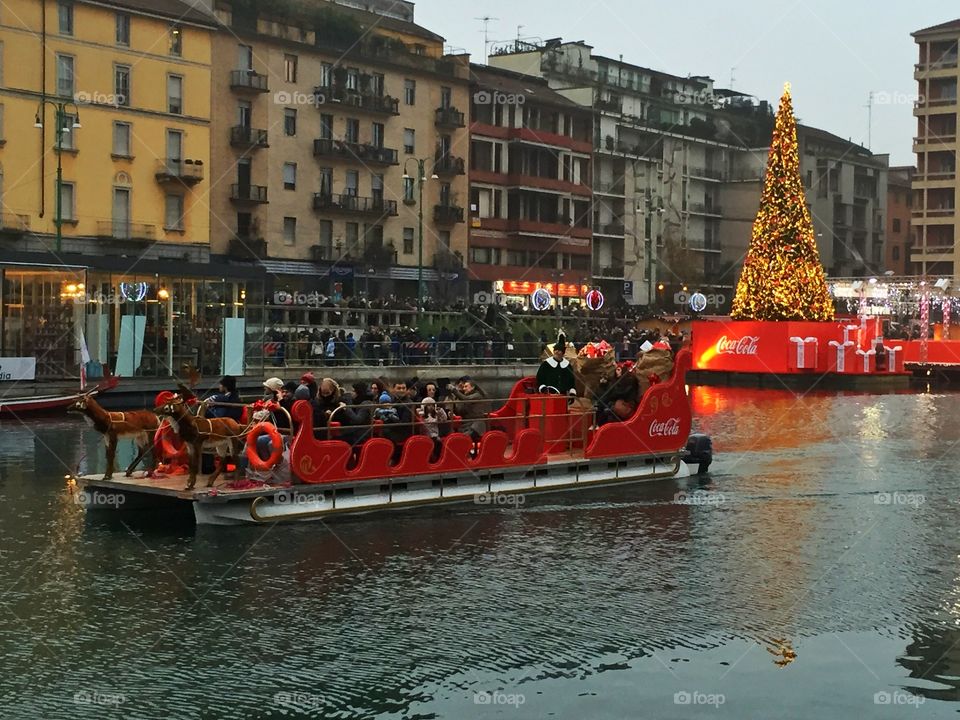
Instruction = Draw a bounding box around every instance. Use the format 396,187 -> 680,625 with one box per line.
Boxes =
886,166 -> 915,276
719,126 -> 889,281
489,39 -> 773,306
210,0 -> 471,306
912,19 -> 960,278
0,0 -> 257,378
467,65 -> 593,305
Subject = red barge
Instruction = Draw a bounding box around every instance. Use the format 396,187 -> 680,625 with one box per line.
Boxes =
76,351 -> 710,525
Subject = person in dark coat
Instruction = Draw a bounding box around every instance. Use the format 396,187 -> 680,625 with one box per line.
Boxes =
536,333 -> 577,395
595,364 -> 640,426
205,375 -> 243,421
340,382 -> 375,446
446,377 -> 489,440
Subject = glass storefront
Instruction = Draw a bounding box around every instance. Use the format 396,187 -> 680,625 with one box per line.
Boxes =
0,265 -> 265,379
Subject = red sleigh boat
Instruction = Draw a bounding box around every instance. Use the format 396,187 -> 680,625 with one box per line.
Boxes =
75,351 -> 711,525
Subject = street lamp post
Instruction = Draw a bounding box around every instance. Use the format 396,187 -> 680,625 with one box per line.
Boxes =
35,101 -> 81,253
402,158 -> 438,322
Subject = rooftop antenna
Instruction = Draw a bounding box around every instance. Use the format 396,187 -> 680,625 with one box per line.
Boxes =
516,24 -> 524,49
475,16 -> 498,64
729,66 -> 736,89
865,91 -> 874,150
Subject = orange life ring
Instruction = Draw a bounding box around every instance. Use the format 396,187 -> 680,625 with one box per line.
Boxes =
246,422 -> 283,471
154,421 -> 186,461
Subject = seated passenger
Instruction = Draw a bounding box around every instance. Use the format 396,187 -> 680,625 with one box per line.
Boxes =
340,382 -> 375,446
205,375 -> 243,421
596,363 -> 640,426
313,378 -> 344,439
446,376 -> 488,441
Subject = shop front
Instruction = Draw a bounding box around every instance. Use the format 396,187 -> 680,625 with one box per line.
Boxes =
0,259 -> 266,379
495,280 -> 589,309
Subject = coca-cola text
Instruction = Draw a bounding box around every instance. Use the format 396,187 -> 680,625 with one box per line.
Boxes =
716,336 -> 759,355
649,418 -> 681,437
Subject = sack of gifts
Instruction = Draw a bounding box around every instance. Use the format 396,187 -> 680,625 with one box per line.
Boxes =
575,349 -> 616,400
633,348 -> 674,396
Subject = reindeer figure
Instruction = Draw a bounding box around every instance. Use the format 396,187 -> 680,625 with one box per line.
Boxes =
154,396 -> 243,490
68,394 -> 160,480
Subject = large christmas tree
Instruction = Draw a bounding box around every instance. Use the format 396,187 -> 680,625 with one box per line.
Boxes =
731,84 -> 835,321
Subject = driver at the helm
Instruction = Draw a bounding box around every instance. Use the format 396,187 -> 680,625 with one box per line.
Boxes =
537,332 -> 577,395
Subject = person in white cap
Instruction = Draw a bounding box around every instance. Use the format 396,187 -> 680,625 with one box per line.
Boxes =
262,377 -> 284,401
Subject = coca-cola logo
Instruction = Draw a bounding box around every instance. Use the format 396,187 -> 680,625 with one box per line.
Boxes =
649,417 -> 681,437
716,335 -> 759,355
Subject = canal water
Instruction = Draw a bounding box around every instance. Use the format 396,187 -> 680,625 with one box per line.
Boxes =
0,385 -> 959,718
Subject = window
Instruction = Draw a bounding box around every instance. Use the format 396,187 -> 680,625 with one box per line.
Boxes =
237,101 -> 251,128
372,73 -> 385,96
506,250 -> 525,266
56,54 -> 74,98
471,247 -> 492,264
345,170 -> 359,196
112,122 -> 131,156
345,118 -> 359,143
283,217 -> 297,246
165,194 -> 184,230
403,227 -> 414,254
167,75 -> 182,114
319,167 -> 333,195
371,122 -> 384,148
345,222 -> 359,253
112,188 -> 131,237
403,128 -> 415,154
114,65 -> 130,106
346,68 -> 358,91
805,170 -> 812,188
59,113 -> 77,150
284,54 -> 297,83
58,1 -> 73,35
439,230 -> 451,250
403,176 -> 414,203
169,24 -> 182,56
238,44 -> 253,70
284,108 -> 297,136
372,174 -> 384,204
283,162 -> 296,190
440,86 -> 452,109
321,62 -> 333,87
404,79 -> 416,105
115,13 -> 130,45
60,182 -> 75,221
893,218 -> 901,233
318,220 -> 333,257
319,114 -> 333,140
893,245 -> 900,261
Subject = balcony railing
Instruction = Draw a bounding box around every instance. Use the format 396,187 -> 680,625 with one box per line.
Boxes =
433,204 -> 464,224
917,170 -> 957,182
594,222 -> 625,236
229,69 -> 269,93
96,220 -> 156,242
314,85 -> 400,115
435,106 -> 465,128
595,97 -> 623,113
312,192 -> 398,217
313,138 -> 398,166
688,202 -> 723,215
433,154 -> 465,175
230,126 -> 269,149
916,59 -> 959,72
229,235 -> 267,260
230,184 -> 268,204
914,133 -> 957,146
155,159 -> 204,185
594,181 -> 625,195
594,266 -> 625,278
686,167 -> 726,181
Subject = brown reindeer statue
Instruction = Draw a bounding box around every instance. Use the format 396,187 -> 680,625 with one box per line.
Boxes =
154,396 -> 243,490
68,393 -> 160,480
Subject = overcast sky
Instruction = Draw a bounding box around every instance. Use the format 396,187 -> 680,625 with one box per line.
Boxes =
415,0 -> 960,166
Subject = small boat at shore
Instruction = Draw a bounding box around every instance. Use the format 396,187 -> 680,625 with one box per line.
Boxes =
74,351 -> 711,525
0,376 -> 119,417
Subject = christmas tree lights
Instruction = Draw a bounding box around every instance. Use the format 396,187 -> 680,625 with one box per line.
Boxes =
731,84 -> 835,322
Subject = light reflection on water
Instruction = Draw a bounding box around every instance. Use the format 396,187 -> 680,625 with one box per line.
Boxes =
1,386 -> 960,717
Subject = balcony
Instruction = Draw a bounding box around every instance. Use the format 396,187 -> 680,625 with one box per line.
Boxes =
433,154 -> 465,176
229,69 -> 269,93
314,85 -> 399,116
594,222 -> 625,236
230,126 -> 269,150
0,213 -> 29,235
913,134 -> 957,152
230,184 -> 268,204
434,204 -> 464,224
686,167 -> 726,181
312,192 -> 398,218
594,265 -> 624,278
313,138 -> 398,166
95,220 -> 156,242
595,97 -> 623,114
435,106 -> 465,128
594,181 -> 625,195
688,202 -> 723,216
229,235 -> 267,260
155,159 -> 204,186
